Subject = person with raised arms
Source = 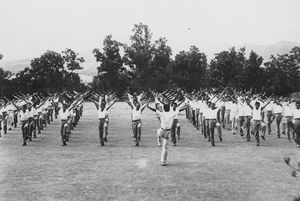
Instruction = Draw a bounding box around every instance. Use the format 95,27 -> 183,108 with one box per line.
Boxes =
125,92 -> 148,146
247,97 -> 272,146
91,94 -> 117,146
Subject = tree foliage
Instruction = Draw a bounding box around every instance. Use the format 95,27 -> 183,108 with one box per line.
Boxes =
12,50 -> 85,94
90,23 -> 300,96
172,46 -> 207,91
264,47 -> 300,95
62,48 -> 85,71
92,35 -> 129,96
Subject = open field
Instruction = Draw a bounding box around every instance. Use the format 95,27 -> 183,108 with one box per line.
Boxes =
0,102 -> 299,201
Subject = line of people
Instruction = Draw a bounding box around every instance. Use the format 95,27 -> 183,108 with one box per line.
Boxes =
184,88 -> 300,147
0,91 -> 84,146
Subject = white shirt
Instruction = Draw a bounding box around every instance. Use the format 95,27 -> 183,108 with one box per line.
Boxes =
19,110 -> 29,121
59,110 -> 69,120
252,107 -> 262,121
206,107 -> 219,120
27,108 -> 35,118
98,107 -> 107,119
243,104 -> 252,116
132,107 -> 142,121
264,103 -> 273,112
157,111 -> 176,130
283,103 -> 293,117
173,108 -> 180,119
273,103 -> 283,114
293,109 -> 300,119
237,102 -> 245,117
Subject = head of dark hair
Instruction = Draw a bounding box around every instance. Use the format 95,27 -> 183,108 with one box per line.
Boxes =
163,104 -> 170,112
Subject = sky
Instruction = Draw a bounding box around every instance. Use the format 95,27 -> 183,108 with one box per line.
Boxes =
0,0 -> 300,61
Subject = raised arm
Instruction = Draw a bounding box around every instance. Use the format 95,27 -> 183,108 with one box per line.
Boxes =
147,103 -> 156,112
124,99 -> 134,110
106,98 -> 118,110
261,98 -> 273,111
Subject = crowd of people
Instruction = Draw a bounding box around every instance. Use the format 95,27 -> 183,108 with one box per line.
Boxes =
0,91 -> 84,146
0,88 -> 300,166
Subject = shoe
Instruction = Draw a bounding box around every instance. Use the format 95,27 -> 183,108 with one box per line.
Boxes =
100,142 -> 105,146
211,141 -> 215,146
61,142 -> 67,146
22,142 -> 27,146
135,142 -> 139,146
261,135 -> 265,141
28,138 -> 32,142
282,132 -> 286,135
104,138 -> 108,142
161,162 -> 166,166
256,143 -> 260,146
33,135 -> 37,138
173,143 -> 176,146
247,139 -> 250,142
219,137 -> 222,142
158,144 -> 161,147
8,128 -> 12,130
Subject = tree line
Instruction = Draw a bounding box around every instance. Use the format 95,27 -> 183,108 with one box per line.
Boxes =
1,23 -> 300,98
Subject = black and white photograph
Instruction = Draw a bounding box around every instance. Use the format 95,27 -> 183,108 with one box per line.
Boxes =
0,0 -> 300,200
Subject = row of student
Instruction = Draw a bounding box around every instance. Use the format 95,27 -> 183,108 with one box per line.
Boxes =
184,88 -> 300,147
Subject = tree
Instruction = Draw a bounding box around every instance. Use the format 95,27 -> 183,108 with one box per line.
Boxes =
0,67 -> 13,98
208,47 -> 246,89
264,47 -> 300,95
92,35 -> 129,96
123,23 -> 154,91
14,50 -> 85,93
243,51 -> 265,92
133,37 -> 173,91
30,50 -> 65,90
62,48 -> 85,72
172,46 -> 207,91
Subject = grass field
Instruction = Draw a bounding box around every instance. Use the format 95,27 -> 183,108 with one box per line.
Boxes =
0,102 -> 299,201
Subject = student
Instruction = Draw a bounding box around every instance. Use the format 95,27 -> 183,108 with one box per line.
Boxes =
58,102 -> 72,146
156,104 -> 176,166
19,105 -> 29,146
207,102 -> 222,146
126,98 -> 147,146
147,102 -> 163,147
282,100 -> 294,141
273,100 -> 284,138
247,99 -> 271,146
293,101 -> 300,147
92,95 -> 117,146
